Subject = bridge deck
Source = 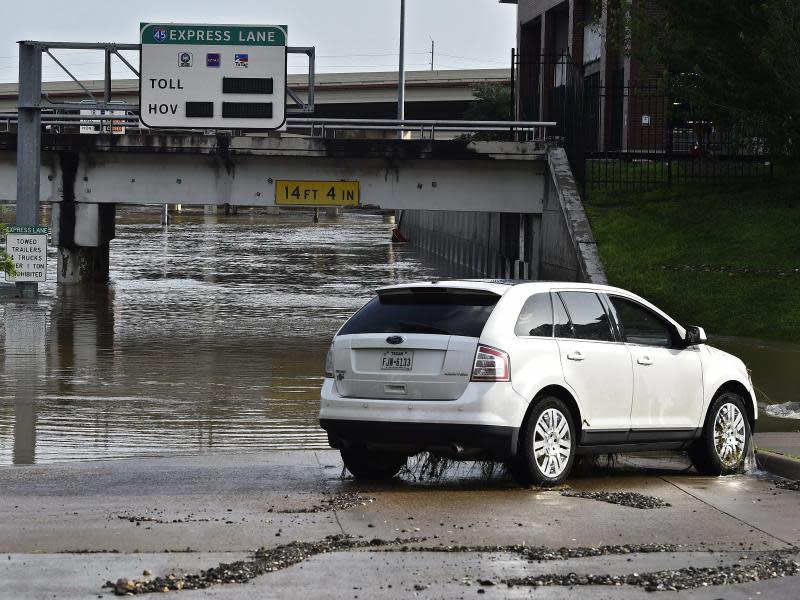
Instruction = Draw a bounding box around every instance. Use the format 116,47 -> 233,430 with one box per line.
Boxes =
0,133 -> 548,212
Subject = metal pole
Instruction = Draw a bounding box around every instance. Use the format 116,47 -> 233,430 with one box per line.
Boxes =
15,42 -> 42,300
397,0 -> 406,137
430,38 -> 434,71
104,48 -> 112,104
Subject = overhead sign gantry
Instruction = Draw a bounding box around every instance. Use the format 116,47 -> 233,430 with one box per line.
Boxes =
139,22 -> 288,129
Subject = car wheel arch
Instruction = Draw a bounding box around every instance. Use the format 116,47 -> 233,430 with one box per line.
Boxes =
520,385 -> 583,442
710,380 -> 756,431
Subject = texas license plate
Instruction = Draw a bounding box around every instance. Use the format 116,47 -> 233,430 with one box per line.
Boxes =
381,350 -> 413,370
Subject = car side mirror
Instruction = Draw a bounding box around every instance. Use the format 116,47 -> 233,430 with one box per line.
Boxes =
685,326 -> 707,346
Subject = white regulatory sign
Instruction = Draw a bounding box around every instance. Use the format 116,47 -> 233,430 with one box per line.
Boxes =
140,23 -> 287,130
5,226 -> 49,283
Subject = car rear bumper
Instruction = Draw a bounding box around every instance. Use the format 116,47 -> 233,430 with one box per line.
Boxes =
319,378 -> 528,459
320,418 -> 519,459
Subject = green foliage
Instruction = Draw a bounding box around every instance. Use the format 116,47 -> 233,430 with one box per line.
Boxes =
459,82 -> 513,141
463,82 -> 512,122
586,177 -> 800,341
625,0 -> 800,159
0,222 -> 15,278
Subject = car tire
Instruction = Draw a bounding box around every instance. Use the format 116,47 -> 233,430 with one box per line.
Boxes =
512,396 -> 576,487
340,447 -> 407,480
689,391 -> 751,476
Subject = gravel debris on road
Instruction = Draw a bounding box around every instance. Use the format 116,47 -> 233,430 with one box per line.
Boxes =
273,491 -> 375,513
775,479 -> 800,491
561,490 -> 672,509
505,555 -> 800,592
103,535 -> 422,596
383,542 -> 680,561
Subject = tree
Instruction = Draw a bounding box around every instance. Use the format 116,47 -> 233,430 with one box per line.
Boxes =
624,0 -> 800,158
0,223 -> 15,278
461,82 -> 512,140
464,82 -> 512,121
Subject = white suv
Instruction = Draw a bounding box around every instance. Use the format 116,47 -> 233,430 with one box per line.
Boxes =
319,281 -> 756,486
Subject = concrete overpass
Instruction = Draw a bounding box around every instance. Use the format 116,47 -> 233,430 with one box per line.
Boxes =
0,132 -> 545,211
0,131 -> 604,289
0,41 -> 599,294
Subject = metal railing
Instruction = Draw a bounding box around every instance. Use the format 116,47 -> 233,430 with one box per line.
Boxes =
0,112 -> 557,141
286,118 -> 556,141
513,52 -> 773,194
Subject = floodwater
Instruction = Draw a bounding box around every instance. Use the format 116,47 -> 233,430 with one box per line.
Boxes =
0,207 -> 797,465
0,208 -> 472,465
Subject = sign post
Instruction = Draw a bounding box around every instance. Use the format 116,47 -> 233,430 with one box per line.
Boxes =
140,23 -> 288,130
5,226 -> 49,284
15,42 -> 42,298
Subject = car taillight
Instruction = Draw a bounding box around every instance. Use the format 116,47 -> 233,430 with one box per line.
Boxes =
324,344 -> 334,379
471,345 -> 510,382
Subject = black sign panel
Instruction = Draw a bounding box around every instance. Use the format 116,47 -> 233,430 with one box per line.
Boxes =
185,102 -> 214,118
222,77 -> 274,95
222,102 -> 273,119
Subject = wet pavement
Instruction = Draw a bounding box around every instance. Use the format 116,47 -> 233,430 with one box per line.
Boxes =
0,450 -> 798,598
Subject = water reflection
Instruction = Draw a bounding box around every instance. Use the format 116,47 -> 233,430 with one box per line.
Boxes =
0,209 -> 472,464
3,303 -> 49,464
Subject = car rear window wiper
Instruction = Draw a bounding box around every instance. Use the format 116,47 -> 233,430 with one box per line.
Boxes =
395,321 -> 451,335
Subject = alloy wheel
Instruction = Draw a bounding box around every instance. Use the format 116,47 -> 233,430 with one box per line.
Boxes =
713,402 -> 746,468
533,407 -> 571,478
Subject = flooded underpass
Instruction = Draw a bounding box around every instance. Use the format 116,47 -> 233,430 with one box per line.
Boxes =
0,207 -> 473,465
0,206 -> 798,465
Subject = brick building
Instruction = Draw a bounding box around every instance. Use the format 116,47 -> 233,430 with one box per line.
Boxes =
503,0 -> 664,152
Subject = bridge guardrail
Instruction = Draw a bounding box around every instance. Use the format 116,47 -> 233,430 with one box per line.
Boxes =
0,112 -> 557,142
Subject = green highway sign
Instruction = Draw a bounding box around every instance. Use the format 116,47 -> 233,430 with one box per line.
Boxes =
9,226 -> 49,235
139,22 -> 289,130
140,23 -> 287,46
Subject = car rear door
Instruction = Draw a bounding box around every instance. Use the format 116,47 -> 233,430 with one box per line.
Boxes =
554,291 -> 634,441
332,287 -> 500,401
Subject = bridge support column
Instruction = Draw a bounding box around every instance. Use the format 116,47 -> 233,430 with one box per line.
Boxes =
51,202 -> 115,285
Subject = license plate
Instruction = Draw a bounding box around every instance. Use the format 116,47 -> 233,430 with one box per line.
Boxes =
381,350 -> 413,370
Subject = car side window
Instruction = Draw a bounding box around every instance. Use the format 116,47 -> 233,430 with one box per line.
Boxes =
559,291 -> 615,342
514,293 -> 553,337
552,293 -> 574,338
610,296 -> 673,347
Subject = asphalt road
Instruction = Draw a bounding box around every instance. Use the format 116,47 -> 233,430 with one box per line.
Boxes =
0,450 -> 798,599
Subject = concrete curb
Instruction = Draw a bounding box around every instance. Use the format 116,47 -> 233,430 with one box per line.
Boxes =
755,449 -> 800,480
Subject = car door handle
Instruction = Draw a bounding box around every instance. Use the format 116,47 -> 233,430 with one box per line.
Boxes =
567,351 -> 585,361
637,356 -> 653,366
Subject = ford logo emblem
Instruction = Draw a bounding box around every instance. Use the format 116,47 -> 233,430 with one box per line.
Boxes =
386,335 -> 404,345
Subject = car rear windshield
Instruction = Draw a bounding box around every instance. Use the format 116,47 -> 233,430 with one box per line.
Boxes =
338,288 -> 500,338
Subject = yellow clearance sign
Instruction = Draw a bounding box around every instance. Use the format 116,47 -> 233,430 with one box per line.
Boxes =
275,180 -> 360,206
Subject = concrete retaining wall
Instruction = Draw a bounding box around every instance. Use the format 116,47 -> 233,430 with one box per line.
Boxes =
541,148 -> 607,283
398,147 -> 607,283
398,210 -> 520,278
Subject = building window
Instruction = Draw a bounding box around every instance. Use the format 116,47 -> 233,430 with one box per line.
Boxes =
583,22 -> 602,65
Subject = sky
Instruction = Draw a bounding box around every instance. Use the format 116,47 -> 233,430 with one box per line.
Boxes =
0,0 -> 517,83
